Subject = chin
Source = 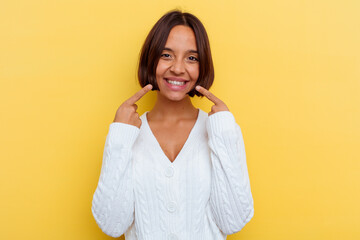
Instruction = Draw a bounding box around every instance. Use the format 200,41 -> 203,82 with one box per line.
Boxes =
160,91 -> 190,102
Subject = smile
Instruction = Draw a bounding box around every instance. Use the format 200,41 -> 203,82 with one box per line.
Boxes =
163,78 -> 189,90
166,79 -> 186,86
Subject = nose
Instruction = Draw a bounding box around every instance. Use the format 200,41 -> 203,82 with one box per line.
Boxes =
170,58 -> 185,74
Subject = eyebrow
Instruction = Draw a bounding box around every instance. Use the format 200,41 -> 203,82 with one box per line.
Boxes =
163,47 -> 198,54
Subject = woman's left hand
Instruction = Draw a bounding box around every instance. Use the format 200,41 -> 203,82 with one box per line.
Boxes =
195,85 -> 229,116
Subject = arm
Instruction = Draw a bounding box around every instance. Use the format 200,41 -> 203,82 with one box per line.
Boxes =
206,111 -> 254,235
91,122 -> 139,237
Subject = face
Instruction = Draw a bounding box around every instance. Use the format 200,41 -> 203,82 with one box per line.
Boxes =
155,25 -> 200,101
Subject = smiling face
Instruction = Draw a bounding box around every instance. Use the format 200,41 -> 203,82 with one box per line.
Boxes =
155,25 -> 200,101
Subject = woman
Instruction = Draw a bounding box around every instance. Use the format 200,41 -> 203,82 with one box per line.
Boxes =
92,10 -> 254,239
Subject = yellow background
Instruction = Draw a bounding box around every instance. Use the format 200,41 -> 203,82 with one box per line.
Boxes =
1,0 -> 359,239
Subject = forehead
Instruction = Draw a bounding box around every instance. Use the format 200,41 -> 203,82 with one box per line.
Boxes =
165,25 -> 197,50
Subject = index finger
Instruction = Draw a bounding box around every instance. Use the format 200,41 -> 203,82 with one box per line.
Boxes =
195,85 -> 222,104
126,84 -> 153,104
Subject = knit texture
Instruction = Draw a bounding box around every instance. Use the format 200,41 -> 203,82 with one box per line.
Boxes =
91,109 -> 254,240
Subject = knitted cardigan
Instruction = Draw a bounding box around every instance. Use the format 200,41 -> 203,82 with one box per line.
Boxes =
91,109 -> 254,240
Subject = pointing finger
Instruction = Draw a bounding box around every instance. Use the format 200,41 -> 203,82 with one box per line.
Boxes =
195,85 -> 222,105
126,84 -> 153,104
133,104 -> 138,111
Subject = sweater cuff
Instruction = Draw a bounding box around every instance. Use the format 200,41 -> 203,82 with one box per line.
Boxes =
206,111 -> 237,136
108,122 -> 140,147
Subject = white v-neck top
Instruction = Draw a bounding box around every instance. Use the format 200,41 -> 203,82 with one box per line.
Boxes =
92,109 -> 254,240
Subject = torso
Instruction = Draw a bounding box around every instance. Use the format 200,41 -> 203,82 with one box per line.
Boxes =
128,109 -> 216,239
146,109 -> 199,163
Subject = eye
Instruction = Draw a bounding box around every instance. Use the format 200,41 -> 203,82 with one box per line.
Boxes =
188,56 -> 199,62
161,53 -> 171,58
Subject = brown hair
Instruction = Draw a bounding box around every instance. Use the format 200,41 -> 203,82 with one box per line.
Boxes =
138,10 -> 214,97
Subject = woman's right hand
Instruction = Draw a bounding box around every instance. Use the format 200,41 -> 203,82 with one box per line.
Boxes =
113,84 -> 153,128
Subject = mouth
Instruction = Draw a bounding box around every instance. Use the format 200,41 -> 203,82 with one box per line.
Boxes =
163,77 -> 189,90
165,79 -> 187,86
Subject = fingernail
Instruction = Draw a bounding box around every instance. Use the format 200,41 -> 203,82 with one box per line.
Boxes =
195,85 -> 200,91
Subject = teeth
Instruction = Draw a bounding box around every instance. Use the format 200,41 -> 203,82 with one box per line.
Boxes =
167,79 -> 186,86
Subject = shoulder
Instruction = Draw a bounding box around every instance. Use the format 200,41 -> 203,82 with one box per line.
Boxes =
198,108 -> 208,120
206,110 -> 239,136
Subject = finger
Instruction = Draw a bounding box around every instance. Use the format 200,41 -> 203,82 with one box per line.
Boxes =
135,119 -> 142,128
195,85 -> 221,104
133,104 -> 138,111
127,84 -> 153,104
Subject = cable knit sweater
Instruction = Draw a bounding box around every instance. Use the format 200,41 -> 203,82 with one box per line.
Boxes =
91,109 -> 254,239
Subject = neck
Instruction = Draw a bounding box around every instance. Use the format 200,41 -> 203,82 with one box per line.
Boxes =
148,92 -> 198,121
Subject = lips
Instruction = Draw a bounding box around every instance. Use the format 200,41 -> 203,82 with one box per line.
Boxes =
166,79 -> 186,86
165,76 -> 187,81
165,77 -> 188,82
163,77 -> 189,90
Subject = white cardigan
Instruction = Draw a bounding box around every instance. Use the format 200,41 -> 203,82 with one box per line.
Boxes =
91,109 -> 254,240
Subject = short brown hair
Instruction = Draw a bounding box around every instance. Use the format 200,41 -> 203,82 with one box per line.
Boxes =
138,10 -> 214,97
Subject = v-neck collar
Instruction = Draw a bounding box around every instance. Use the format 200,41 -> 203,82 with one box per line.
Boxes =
142,108 -> 203,167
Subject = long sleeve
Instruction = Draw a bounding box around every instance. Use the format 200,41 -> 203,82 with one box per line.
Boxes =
206,111 -> 254,235
91,122 -> 140,237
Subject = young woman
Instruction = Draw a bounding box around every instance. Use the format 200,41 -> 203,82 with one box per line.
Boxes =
92,10 -> 254,240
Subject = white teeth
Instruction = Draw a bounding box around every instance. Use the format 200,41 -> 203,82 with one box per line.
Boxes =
167,79 -> 186,86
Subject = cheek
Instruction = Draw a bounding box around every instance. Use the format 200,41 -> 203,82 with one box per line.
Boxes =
189,65 -> 200,80
155,65 -> 161,78
156,61 -> 169,77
